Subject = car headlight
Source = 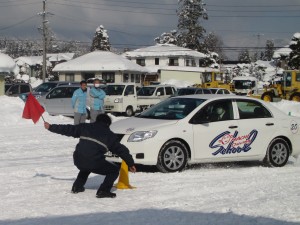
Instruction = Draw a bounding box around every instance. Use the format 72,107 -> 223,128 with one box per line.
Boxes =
128,130 -> 158,142
114,98 -> 123,103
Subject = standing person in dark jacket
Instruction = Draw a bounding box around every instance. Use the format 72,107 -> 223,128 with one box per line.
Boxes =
44,114 -> 136,198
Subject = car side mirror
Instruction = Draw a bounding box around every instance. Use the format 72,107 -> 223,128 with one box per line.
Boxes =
46,94 -> 51,99
157,92 -> 161,96
8,91 -> 13,95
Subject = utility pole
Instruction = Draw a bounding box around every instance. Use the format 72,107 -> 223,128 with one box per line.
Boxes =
42,0 -> 46,82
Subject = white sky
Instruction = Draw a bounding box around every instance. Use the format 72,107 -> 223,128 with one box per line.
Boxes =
0,0 -> 299,59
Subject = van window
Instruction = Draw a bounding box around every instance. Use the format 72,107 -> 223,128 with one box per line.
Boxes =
165,86 -> 173,95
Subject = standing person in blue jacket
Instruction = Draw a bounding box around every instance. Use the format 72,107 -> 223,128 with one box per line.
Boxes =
72,80 -> 87,125
89,78 -> 106,123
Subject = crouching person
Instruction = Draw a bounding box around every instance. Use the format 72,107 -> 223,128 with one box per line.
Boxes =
44,114 -> 136,198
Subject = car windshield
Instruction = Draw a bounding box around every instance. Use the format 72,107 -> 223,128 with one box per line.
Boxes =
234,80 -> 255,89
106,85 -> 125,95
137,97 -> 206,120
137,87 -> 156,96
34,83 -> 58,92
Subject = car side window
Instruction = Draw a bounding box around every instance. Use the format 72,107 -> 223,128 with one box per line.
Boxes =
8,85 -> 19,94
156,87 -> 165,96
21,85 -> 30,93
203,89 -> 211,94
236,100 -> 272,119
190,100 -> 234,124
65,87 -> 77,98
47,87 -> 66,99
125,85 -> 134,95
224,89 -> 230,94
195,89 -> 203,94
165,87 -> 173,95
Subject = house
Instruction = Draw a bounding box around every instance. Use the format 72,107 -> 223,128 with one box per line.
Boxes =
52,51 -> 149,84
123,44 -> 207,84
15,53 -> 75,78
0,53 -> 18,95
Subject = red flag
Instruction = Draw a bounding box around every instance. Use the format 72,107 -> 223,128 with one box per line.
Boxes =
22,93 -> 45,124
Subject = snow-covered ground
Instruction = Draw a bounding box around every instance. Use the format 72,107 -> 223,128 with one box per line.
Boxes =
1,96 -> 300,225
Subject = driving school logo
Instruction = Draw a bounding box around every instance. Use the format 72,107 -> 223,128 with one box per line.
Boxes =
209,130 -> 258,156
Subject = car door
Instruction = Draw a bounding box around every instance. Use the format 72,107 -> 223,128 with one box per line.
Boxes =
234,99 -> 276,159
44,87 -> 67,115
190,99 -> 239,161
123,85 -> 137,111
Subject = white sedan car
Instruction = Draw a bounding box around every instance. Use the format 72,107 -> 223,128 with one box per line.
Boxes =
109,95 -> 300,172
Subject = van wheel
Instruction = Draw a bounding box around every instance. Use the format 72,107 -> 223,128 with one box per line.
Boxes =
264,138 -> 289,167
290,93 -> 300,102
157,140 -> 188,173
261,92 -> 273,102
125,106 -> 134,117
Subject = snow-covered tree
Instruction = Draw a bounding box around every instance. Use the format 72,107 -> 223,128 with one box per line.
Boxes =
177,0 -> 208,51
288,32 -> 300,69
238,49 -> 251,63
202,32 -> 226,60
91,25 -> 111,51
264,40 -> 275,61
154,30 -> 178,45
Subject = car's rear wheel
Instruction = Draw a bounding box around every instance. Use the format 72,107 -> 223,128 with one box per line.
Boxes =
157,140 -> 188,173
264,138 -> 290,167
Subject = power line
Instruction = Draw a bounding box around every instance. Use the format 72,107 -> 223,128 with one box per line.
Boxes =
0,15 -> 37,31
49,2 -> 176,16
51,0 -> 177,11
207,4 -> 300,8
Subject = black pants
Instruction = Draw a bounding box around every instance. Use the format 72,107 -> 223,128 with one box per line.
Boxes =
73,161 -> 120,192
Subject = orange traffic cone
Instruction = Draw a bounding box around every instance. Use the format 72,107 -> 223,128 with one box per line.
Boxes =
115,160 -> 135,189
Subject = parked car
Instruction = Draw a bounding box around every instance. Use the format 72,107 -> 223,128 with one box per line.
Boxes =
208,88 -> 233,95
173,87 -> 212,96
108,95 -> 300,172
38,84 -> 86,117
5,83 -> 32,97
19,81 -> 79,101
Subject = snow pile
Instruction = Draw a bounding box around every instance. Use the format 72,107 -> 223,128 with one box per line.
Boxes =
0,52 -> 19,74
1,95 -> 300,225
162,79 -> 194,87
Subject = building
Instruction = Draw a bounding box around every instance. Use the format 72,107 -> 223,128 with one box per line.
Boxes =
52,51 -> 148,84
123,44 -> 207,84
15,53 -> 75,78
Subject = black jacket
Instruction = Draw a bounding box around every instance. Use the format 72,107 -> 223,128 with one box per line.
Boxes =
48,121 -> 134,170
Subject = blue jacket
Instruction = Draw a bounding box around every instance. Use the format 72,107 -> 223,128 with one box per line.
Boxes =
89,87 -> 106,110
72,88 -> 87,114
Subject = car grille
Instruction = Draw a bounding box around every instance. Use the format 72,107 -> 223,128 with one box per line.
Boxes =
105,105 -> 114,110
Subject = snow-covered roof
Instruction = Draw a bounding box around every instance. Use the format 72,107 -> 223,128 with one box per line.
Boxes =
0,53 -> 18,75
47,53 -> 75,62
123,44 -> 206,58
53,51 -> 149,73
15,56 -> 43,66
273,45 -> 291,59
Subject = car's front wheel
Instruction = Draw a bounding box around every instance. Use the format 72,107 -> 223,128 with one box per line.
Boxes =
264,138 -> 290,167
157,140 -> 188,173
